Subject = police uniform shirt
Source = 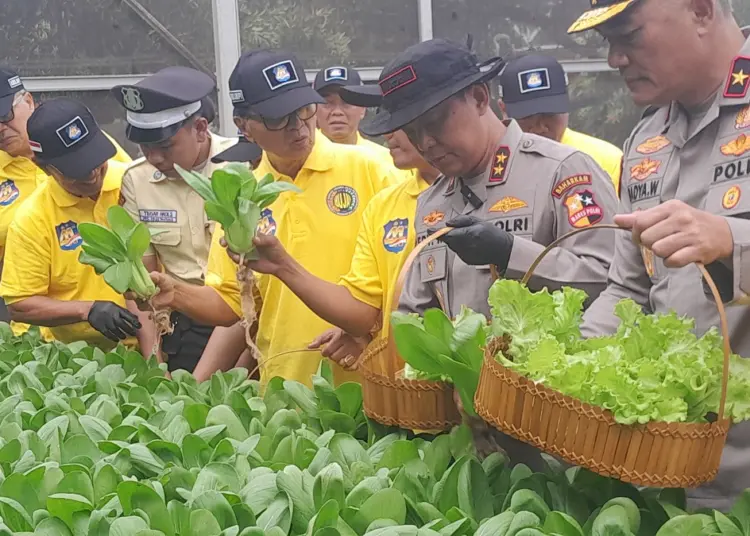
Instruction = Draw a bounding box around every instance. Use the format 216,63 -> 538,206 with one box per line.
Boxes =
119,134 -> 238,285
398,120 -> 618,320
581,32 -> 750,512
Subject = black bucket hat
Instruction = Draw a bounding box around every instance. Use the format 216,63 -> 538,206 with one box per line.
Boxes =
361,39 -> 504,137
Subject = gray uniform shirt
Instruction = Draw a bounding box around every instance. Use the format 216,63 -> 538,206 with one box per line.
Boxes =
398,120 -> 619,469
582,34 -> 750,512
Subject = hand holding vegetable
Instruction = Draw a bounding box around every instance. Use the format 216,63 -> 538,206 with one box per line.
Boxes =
441,215 -> 514,271
308,327 -> 371,370
87,301 -> 141,342
220,233 -> 293,277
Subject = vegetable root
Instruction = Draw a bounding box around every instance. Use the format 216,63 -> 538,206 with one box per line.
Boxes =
147,299 -> 174,359
237,258 -> 261,362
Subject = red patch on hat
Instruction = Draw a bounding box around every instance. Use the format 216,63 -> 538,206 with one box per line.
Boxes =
380,66 -> 418,96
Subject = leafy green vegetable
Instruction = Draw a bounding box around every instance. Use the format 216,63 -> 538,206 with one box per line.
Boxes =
78,206 -> 159,299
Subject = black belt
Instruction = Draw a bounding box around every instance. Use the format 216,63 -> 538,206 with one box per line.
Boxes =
161,311 -> 214,373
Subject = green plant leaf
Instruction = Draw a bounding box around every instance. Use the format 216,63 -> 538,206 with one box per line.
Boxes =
175,165 -> 218,204
78,222 -> 128,258
127,222 -> 153,262
205,201 -> 236,228
103,261 -> 133,294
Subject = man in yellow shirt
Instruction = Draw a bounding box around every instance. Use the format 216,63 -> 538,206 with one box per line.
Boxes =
497,54 -> 623,193
0,98 -> 143,350
145,50 -> 398,386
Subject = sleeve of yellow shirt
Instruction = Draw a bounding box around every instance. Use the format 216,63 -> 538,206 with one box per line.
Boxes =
607,157 -> 622,196
0,218 -> 51,304
205,228 -> 243,318
339,198 -> 384,309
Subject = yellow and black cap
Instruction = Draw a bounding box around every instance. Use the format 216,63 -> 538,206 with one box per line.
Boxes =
111,66 -> 215,145
568,0 -> 639,34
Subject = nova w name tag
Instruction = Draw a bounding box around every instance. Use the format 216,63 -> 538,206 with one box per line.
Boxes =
139,210 -> 178,223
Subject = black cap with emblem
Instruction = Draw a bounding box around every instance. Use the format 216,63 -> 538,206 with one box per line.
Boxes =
229,50 -> 325,119
212,137 -> 263,166
313,66 -> 363,94
26,97 -> 116,180
499,54 -> 569,119
360,39 -> 504,137
0,67 -> 24,118
111,66 -> 215,145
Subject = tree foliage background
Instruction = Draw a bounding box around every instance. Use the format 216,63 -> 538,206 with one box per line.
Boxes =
1,0 -> 748,152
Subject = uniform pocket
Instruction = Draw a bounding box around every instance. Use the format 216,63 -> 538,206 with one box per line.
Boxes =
705,178 -> 750,218
150,225 -> 182,247
419,245 -> 447,283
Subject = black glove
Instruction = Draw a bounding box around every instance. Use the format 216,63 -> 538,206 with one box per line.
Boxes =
440,215 -> 514,271
87,301 -> 141,342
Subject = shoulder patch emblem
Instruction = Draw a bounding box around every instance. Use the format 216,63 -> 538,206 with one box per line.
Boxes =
736,106 -> 750,130
326,186 -> 358,216
564,189 -> 603,229
724,56 -> 750,99
489,196 -> 527,213
257,209 -> 277,236
630,158 -> 662,182
0,179 -> 20,207
383,218 -> 409,253
423,211 -> 444,226
56,221 -> 83,251
636,135 -> 671,155
489,146 -> 511,184
721,133 -> 750,158
552,174 -> 591,199
722,185 -> 741,210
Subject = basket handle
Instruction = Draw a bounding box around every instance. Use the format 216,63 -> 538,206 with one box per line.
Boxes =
520,223 -> 732,422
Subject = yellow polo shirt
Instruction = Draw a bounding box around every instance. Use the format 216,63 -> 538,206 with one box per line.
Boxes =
356,134 -> 414,182
105,132 -> 132,165
206,134 -> 397,386
560,128 -> 622,194
0,161 -> 134,349
338,173 -> 430,376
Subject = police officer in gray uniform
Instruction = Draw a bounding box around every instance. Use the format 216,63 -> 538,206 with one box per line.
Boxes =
361,39 -> 618,468
567,0 -> 750,512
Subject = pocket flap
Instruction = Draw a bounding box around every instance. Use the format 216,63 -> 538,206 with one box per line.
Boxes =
149,226 -> 182,246
419,246 -> 447,283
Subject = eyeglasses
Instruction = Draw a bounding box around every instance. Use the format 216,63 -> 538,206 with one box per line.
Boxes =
246,103 -> 317,131
0,92 -> 25,124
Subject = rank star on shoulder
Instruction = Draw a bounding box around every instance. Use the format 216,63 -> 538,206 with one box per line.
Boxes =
733,69 -> 750,86
496,153 -> 508,165
493,164 -> 505,175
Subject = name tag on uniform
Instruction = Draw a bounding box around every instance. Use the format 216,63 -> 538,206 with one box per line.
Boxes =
139,210 -> 178,223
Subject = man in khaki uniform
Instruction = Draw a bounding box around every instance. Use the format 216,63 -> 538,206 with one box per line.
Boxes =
569,0 -> 750,512
361,39 -> 617,467
111,67 -> 240,374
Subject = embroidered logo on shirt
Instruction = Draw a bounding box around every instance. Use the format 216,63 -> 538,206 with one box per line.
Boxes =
635,135 -> 671,155
552,174 -> 591,198
0,179 -> 20,206
721,133 -> 750,157
139,210 -> 178,223
383,218 -> 409,253
641,246 -> 656,278
257,208 -> 277,236
630,158 -> 662,181
724,56 -> 750,99
722,185 -> 742,210
326,185 -> 358,216
56,221 -> 82,251
736,106 -> 750,130
489,197 -> 527,213
422,211 -> 444,226
426,255 -> 436,275
489,146 -> 511,184
565,189 -> 603,228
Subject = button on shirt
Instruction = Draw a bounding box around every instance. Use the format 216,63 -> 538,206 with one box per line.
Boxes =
339,173 -> 430,376
0,161 -> 134,349
398,120 -> 618,320
205,134 -> 398,386
560,128 -> 623,193
582,33 -> 750,513
119,134 -> 237,285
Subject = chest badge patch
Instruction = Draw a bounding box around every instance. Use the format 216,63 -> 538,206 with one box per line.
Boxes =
426,255 -> 436,275
489,146 -> 511,184
423,211 -> 444,226
736,106 -> 750,130
565,189 -> 603,229
139,210 -> 178,223
489,197 -> 527,214
636,135 -> 670,155
0,179 -> 20,207
630,158 -> 661,182
326,185 -> 358,216
383,218 -> 409,253
722,185 -> 741,210
721,133 -> 750,158
257,209 -> 277,236
56,221 -> 83,251
641,246 -> 656,278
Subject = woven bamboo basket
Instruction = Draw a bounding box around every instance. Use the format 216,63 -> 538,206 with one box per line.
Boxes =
359,227 -> 461,430
475,224 -> 732,488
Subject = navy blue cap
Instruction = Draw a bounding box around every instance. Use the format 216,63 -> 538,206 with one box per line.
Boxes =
212,138 -> 262,165
111,66 -> 215,144
229,50 -> 324,119
313,66 -> 363,93
339,84 -> 383,108
27,98 -> 115,180
498,55 -> 569,119
0,67 -> 24,117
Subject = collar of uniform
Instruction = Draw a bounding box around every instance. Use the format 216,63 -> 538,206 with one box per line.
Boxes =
718,31 -> 750,107
0,151 -> 38,179
50,164 -> 121,208
405,171 -> 430,197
